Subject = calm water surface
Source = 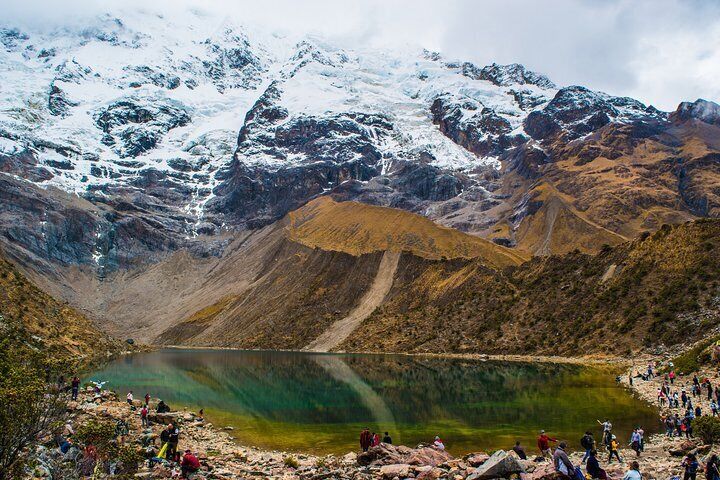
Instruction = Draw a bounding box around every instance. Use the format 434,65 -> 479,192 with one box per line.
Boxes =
89,349 -> 658,455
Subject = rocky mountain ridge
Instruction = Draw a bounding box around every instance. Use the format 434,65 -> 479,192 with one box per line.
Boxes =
1,10 -> 719,354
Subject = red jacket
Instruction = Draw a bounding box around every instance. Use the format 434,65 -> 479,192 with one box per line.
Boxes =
360,431 -> 372,449
537,434 -> 556,451
181,453 -> 201,470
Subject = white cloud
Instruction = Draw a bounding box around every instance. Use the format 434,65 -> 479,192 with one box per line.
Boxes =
2,0 -> 719,110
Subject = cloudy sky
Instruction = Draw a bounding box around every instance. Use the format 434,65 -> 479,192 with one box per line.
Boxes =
3,0 -> 720,110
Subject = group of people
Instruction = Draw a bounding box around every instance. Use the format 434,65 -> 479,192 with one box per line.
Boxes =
358,428 -> 393,451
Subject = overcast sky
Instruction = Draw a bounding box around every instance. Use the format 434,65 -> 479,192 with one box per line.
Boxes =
3,0 -> 719,110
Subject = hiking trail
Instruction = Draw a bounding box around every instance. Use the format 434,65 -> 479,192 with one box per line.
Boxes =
304,251 -> 400,352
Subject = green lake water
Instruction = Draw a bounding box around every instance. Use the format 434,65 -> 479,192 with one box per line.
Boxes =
88,349 -> 658,456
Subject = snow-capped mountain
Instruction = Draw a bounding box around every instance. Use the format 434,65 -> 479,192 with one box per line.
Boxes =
1,9 -> 718,277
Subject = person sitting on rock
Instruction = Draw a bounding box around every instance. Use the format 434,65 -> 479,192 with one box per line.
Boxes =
181,450 -> 201,478
623,461 -> 641,480
512,441 -> 527,460
382,432 -> 392,444
433,436 -> 445,450
553,442 -> 574,478
586,450 -> 607,479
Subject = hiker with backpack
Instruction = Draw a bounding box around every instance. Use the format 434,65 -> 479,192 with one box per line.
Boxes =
553,442 -> 575,478
683,453 -> 700,480
581,431 -> 595,463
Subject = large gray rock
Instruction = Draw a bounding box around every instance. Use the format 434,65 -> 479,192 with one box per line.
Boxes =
466,450 -> 524,480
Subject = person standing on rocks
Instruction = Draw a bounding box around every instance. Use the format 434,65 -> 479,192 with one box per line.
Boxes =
140,404 -> 149,428
144,392 -> 150,405
537,429 -> 557,458
629,428 -> 642,457
683,453 -> 700,480
597,419 -> 612,447
71,376 -> 80,401
359,427 -> 372,452
670,370 -> 676,385
382,432 -> 392,444
581,431 -> 595,463
607,435 -> 621,463
168,424 -> 180,460
127,391 -> 134,407
705,454 -> 720,480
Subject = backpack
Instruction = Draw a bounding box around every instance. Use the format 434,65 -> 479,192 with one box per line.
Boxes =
580,435 -> 592,449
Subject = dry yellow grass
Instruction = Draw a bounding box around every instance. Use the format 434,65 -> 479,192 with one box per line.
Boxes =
286,197 -> 527,267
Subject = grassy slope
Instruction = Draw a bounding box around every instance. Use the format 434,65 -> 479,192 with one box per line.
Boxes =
340,219 -> 720,356
0,250 -> 119,359
287,197 -> 527,267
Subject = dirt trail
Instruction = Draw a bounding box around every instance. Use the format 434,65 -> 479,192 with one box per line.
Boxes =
304,251 -> 400,352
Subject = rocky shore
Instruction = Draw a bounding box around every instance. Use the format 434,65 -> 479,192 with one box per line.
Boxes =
22,388 -> 597,479
25,363 -> 720,480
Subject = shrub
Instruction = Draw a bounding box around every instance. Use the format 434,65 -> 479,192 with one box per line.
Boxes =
694,416 -> 720,444
283,456 -> 299,469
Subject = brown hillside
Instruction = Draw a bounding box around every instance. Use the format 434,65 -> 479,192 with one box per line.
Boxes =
340,219 -> 720,356
287,196 -> 527,267
0,250 -> 119,359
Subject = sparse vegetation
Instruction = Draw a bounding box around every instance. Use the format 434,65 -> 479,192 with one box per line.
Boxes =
693,416 -> 720,444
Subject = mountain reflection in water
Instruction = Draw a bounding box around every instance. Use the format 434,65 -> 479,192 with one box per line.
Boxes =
89,349 -> 658,455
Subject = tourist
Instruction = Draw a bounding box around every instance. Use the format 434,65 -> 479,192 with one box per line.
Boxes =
711,400 -> 718,417
71,376 -> 80,401
168,424 -> 180,459
382,432 -> 392,444
144,392 -> 150,405
665,415 -> 675,437
683,453 -> 700,480
157,399 -> 171,413
682,390 -> 689,409
581,431 -> 595,463
696,406 -> 702,418
553,441 -> 575,477
683,416 -> 694,438
372,432 -> 380,447
537,430 -> 557,458
608,435 -> 622,463
587,450 -> 607,479
630,429 -> 642,457
659,388 -> 666,407
360,428 -> 372,452
160,424 -> 174,457
140,404 -> 149,428
623,461 -> 641,480
512,441 -> 527,460
127,391 -> 134,407
637,426 -> 644,452
433,436 -> 445,450
707,380 -> 714,401
706,454 -> 720,480
597,419 -> 612,445
181,449 -> 201,478
670,371 -> 676,385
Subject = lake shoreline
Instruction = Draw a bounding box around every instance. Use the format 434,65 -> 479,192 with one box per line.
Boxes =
155,343 -> 629,366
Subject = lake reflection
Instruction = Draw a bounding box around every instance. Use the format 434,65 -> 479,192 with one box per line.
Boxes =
89,349 -> 658,455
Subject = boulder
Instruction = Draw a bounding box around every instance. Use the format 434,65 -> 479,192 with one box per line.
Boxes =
465,453 -> 490,467
380,464 -> 411,479
526,462 -> 561,480
466,450 -> 524,480
357,444 -> 410,466
406,447 -> 453,467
